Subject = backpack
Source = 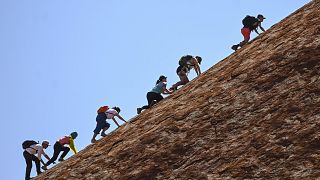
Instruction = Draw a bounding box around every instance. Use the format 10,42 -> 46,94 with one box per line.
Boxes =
178,55 -> 193,66
242,15 -> 258,29
22,140 -> 38,149
97,106 -> 109,113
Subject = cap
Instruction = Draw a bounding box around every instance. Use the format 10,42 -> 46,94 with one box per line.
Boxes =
113,106 -> 121,113
257,14 -> 266,19
42,140 -> 50,146
70,132 -> 78,139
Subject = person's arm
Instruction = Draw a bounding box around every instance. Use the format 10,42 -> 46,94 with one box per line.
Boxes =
43,153 -> 50,161
259,24 -> 265,32
40,159 -> 46,166
112,117 -> 121,127
116,114 -> 127,123
68,138 -> 77,154
163,87 -> 173,94
191,57 -> 201,75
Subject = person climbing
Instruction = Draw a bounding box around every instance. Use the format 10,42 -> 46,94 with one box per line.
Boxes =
232,14 -> 266,51
22,140 -> 51,180
137,75 -> 173,114
91,106 -> 127,143
43,132 -> 78,170
170,55 -> 202,91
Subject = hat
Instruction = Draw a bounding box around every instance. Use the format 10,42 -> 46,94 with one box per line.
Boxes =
113,106 -> 121,113
257,14 -> 266,19
159,75 -> 167,81
42,140 -> 50,146
70,132 -> 78,139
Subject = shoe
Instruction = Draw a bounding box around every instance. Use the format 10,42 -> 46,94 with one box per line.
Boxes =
231,45 -> 239,51
101,132 -> 107,137
58,158 -> 64,162
91,139 -> 97,143
137,108 -> 142,114
41,166 -> 48,171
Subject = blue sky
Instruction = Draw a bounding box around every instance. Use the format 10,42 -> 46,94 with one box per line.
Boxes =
0,0 -> 310,179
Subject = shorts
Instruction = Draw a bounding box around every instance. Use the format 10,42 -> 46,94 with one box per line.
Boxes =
241,27 -> 251,41
93,113 -> 110,134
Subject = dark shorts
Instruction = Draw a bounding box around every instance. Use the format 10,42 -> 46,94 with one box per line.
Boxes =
93,113 -> 110,134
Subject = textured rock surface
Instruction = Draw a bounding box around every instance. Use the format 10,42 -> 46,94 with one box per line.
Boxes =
37,1 -> 320,179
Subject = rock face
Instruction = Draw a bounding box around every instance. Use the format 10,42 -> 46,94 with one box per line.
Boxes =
37,1 -> 320,179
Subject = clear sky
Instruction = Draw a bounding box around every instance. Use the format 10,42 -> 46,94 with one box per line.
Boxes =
0,0 -> 310,179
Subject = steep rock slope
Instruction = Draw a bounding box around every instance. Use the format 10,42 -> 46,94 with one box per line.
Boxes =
37,0 -> 320,179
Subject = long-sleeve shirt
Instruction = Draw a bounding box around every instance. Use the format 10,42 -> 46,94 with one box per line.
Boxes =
58,136 -> 77,154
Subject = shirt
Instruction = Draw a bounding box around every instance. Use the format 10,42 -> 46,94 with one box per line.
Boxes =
150,82 -> 166,94
105,109 -> 119,119
58,136 -> 77,154
25,144 -> 47,160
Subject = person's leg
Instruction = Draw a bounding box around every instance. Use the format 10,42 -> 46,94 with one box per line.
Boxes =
101,122 -> 110,137
31,154 -> 41,175
232,27 -> 250,50
23,151 -> 33,180
59,146 -> 70,161
240,27 -> 250,46
46,142 -> 61,166
154,93 -> 164,103
137,92 -> 153,114
92,115 -> 105,142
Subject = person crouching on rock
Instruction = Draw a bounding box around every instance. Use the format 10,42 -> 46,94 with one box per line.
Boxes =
137,75 -> 173,114
42,132 -> 78,170
91,106 -> 127,143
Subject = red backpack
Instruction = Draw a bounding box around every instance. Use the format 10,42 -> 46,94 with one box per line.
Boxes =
97,106 -> 109,113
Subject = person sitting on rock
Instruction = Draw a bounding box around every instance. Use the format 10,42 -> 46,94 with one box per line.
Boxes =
91,106 -> 127,143
137,75 -> 173,114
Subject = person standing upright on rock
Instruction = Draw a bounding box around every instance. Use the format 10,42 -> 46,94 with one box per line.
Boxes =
137,75 -> 173,114
91,106 -> 127,143
232,14 -> 266,51
170,55 -> 202,91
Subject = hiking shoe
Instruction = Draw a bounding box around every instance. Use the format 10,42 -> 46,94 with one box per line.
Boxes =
137,108 -> 142,114
231,45 -> 239,51
41,166 -> 48,171
91,139 -> 97,143
101,132 -> 107,137
58,158 -> 64,162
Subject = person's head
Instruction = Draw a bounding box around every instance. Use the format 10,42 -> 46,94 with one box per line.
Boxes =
42,140 -> 50,149
156,75 -> 167,84
257,14 -> 266,22
112,106 -> 121,113
70,132 -> 78,139
195,56 -> 202,65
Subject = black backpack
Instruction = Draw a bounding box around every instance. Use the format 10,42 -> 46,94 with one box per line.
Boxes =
178,55 -> 193,66
22,140 -> 38,149
242,15 -> 257,29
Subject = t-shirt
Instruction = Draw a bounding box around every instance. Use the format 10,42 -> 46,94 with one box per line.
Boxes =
150,82 -> 166,94
105,109 -> 118,119
25,144 -> 47,160
58,136 -> 70,145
